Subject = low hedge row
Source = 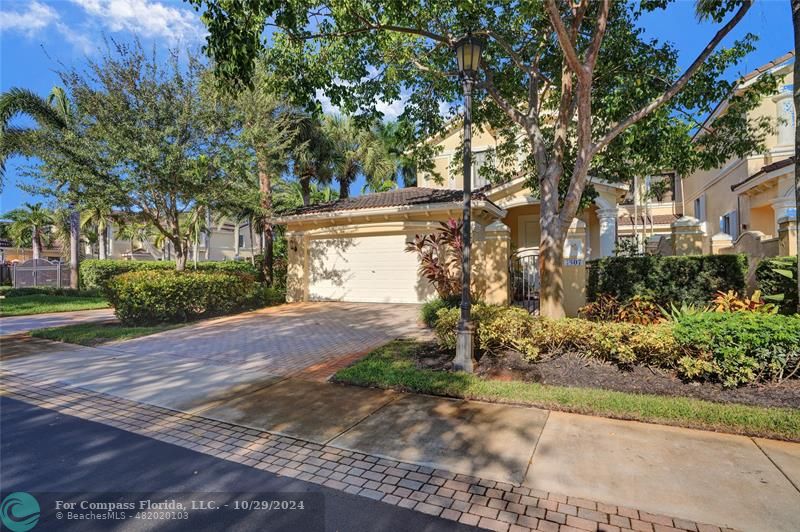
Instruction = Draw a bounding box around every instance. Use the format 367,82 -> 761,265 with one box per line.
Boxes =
586,254 -> 747,306
756,257 -> 798,314
81,259 -> 257,289
106,270 -> 265,324
0,286 -> 103,298
433,305 -> 800,387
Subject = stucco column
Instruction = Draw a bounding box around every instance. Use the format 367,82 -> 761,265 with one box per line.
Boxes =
285,231 -> 306,303
710,232 -> 734,255
772,197 -> 796,230
671,216 -> 705,256
778,216 -> 798,257
473,221 -> 510,305
597,207 -> 618,257
773,90 -> 794,147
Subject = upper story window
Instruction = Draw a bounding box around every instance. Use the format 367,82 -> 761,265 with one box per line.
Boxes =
694,195 -> 706,222
472,149 -> 489,189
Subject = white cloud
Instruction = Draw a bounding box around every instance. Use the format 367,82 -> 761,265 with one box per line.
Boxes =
55,22 -> 95,54
0,1 -> 58,36
71,0 -> 206,43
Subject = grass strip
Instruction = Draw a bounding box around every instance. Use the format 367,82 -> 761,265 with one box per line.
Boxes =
30,322 -> 180,346
334,340 -> 800,442
0,295 -> 109,317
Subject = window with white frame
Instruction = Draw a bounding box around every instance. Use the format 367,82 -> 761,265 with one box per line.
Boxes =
238,234 -> 245,249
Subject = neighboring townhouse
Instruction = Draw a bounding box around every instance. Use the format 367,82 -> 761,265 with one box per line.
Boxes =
89,216 -> 259,262
682,52 -> 795,250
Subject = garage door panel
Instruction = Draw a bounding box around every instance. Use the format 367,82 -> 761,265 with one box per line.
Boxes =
308,234 -> 434,304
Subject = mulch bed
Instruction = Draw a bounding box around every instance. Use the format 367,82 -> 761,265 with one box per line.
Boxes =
412,342 -> 800,409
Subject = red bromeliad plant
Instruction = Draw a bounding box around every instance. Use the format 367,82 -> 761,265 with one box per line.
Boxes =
405,219 -> 463,299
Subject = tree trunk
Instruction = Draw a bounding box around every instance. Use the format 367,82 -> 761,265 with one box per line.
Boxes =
98,222 -> 108,260
32,228 -> 41,260
175,241 -> 187,271
538,220 -> 566,319
300,173 -> 312,206
204,208 -> 212,261
69,209 -> 80,289
258,156 -> 274,285
339,177 -> 350,199
793,0 -> 800,313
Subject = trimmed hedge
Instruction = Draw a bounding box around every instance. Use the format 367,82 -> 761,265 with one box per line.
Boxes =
674,312 -> 800,387
0,286 -> 102,298
106,270 -> 259,324
81,259 -> 257,289
756,257 -> 798,314
587,254 -> 747,306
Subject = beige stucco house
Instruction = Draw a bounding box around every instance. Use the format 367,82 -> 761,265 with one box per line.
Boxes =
275,123 -> 628,315
275,52 -> 796,315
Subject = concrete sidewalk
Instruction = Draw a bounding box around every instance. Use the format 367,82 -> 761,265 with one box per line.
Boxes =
0,308 -> 115,335
185,378 -> 800,532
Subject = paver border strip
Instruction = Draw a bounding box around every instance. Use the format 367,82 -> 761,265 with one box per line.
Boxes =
0,371 -> 735,532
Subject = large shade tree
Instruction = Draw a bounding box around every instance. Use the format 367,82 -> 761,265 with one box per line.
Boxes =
193,0 -> 777,317
61,42 -> 239,271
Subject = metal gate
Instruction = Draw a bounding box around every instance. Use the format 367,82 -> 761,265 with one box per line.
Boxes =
12,259 -> 70,288
509,249 -> 539,314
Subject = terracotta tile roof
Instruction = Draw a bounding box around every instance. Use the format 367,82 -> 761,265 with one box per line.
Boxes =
731,156 -> 795,191
617,214 -> 680,227
277,186 -> 493,217
740,51 -> 794,82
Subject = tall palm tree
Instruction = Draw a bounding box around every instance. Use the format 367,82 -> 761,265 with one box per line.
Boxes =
292,115 -> 334,206
273,177 -> 339,211
324,115 -> 394,199
80,204 -> 116,260
0,87 -> 82,287
375,120 -> 418,188
3,203 -> 54,260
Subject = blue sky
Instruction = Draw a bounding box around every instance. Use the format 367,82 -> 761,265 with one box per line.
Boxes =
0,0 -> 793,212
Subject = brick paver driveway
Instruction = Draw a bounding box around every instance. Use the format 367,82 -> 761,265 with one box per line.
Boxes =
107,302 -> 426,375
2,303 -> 426,410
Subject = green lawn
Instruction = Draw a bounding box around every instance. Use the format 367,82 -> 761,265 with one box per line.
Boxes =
30,322 -> 181,346
0,294 -> 110,317
334,340 -> 800,442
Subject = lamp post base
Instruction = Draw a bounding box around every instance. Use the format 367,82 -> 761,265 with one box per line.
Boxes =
454,319 -> 475,372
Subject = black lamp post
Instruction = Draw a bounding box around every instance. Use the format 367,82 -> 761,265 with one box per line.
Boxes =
453,33 -> 483,372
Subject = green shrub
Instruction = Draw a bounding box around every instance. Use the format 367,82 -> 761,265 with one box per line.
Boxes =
258,285 -> 286,306
528,318 -> 680,366
106,270 -> 259,324
756,257 -> 798,314
80,259 -> 257,289
0,286 -> 102,298
587,254 -> 747,306
433,306 -> 678,366
674,312 -> 800,386
420,296 -> 460,327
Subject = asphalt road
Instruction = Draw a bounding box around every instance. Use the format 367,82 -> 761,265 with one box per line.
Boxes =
0,397 -> 478,532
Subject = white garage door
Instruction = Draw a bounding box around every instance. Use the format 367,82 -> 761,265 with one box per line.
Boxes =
308,234 -> 431,304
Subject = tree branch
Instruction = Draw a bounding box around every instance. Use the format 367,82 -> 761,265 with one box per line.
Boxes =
544,0 -> 584,78
594,0 -> 753,153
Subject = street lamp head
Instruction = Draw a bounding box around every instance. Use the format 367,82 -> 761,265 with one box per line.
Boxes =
454,33 -> 483,79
